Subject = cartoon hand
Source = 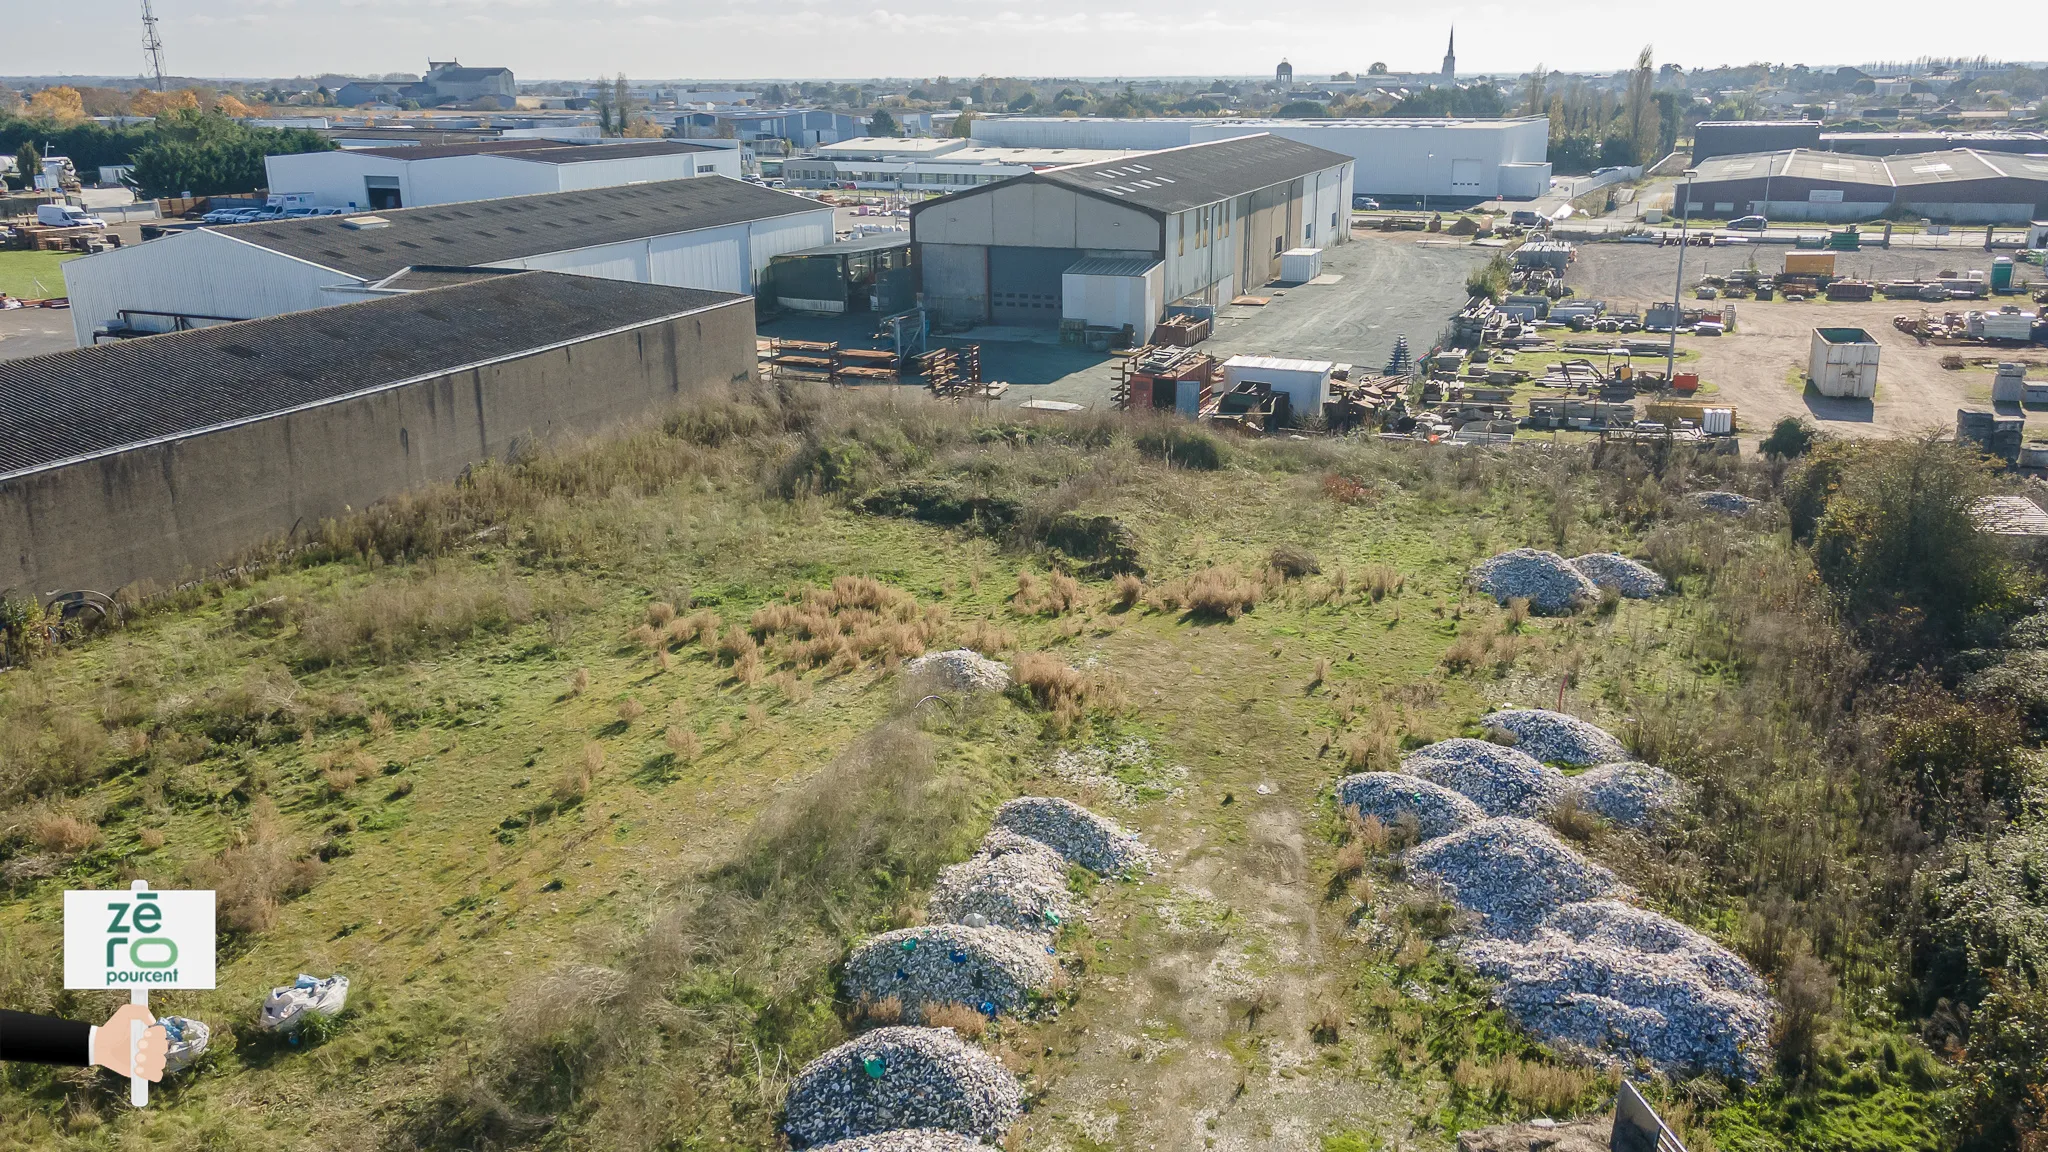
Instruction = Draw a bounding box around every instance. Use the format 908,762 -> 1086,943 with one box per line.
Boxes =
92,1004 -> 166,1081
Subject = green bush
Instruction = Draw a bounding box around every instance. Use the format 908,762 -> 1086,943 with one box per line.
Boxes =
1763,415 -> 1820,459
1465,253 -> 1511,303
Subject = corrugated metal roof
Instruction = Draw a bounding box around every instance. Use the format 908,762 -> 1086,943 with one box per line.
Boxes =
212,177 -> 823,280
1032,134 -> 1352,215
1223,354 -> 1335,372
1972,494 -> 2048,536
778,234 -> 912,258
346,139 -> 714,162
0,272 -> 740,479
1063,257 -> 1161,278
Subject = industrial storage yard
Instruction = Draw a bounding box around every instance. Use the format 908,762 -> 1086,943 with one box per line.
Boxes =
5,41 -> 2048,1152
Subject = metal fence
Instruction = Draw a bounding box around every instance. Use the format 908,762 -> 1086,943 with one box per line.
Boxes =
1611,1080 -> 1688,1152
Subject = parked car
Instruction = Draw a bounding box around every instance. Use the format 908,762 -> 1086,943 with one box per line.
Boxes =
1510,209 -> 1546,227
203,208 -> 261,224
1352,195 -> 1381,210
1727,215 -> 1768,231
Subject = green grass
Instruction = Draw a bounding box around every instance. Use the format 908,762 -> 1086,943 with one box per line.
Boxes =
0,392 -> 1978,1151
0,249 -> 78,299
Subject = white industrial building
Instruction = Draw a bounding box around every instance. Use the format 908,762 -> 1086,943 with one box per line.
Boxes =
264,138 -> 744,211
63,177 -> 830,345
970,116 -> 1551,201
783,137 -> 1146,192
910,134 -> 1353,329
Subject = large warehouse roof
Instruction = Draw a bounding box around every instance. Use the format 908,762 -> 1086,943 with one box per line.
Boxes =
0,272 -> 739,477
345,138 -> 720,163
1033,134 -> 1352,213
1693,147 -> 2048,192
211,177 -> 822,280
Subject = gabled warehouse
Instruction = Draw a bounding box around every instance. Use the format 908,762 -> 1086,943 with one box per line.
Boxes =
264,138 -> 745,211
2,272 -> 755,596
63,177 -> 832,345
1686,148 -> 2048,224
910,134 -> 1353,328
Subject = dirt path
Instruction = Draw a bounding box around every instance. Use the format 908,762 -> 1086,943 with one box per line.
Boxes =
1007,619 -> 1440,1152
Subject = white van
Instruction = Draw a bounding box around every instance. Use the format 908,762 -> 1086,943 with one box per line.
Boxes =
36,203 -> 106,228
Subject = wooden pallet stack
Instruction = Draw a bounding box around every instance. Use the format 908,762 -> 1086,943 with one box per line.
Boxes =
916,345 -> 1004,399
768,338 -> 839,382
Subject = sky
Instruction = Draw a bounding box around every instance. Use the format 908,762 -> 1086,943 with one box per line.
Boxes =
0,0 -> 2012,83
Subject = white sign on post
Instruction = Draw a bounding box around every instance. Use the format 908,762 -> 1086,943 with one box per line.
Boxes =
64,881 -> 215,1108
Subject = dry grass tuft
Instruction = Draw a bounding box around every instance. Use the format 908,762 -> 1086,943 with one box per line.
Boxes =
568,668 -> 590,697
618,698 -> 645,725
853,995 -> 904,1028
1451,1055 -> 1600,1117
1111,572 -> 1144,610
367,710 -> 392,738
959,619 -> 1016,656
1013,652 -> 1122,733
922,1001 -> 988,1038
646,601 -> 676,628
196,796 -> 320,934
30,811 -> 99,854
1012,570 -> 1082,616
137,827 -> 166,851
1308,656 -> 1332,692
1360,564 -> 1404,602
1268,545 -> 1321,579
1182,565 -> 1261,620
665,726 -> 702,761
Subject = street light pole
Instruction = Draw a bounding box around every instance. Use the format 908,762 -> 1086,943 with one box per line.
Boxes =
1425,151 -> 1433,215
1665,168 -> 1698,384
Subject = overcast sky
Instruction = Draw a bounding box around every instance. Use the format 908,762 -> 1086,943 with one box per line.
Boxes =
1,0 -> 2008,83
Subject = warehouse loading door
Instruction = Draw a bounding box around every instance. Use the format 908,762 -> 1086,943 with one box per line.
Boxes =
989,245 -> 1083,326
1450,159 -> 1483,198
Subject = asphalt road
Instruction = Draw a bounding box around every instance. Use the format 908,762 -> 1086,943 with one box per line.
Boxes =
0,307 -> 75,363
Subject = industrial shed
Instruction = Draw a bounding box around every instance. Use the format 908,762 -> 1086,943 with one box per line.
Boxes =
264,138 -> 745,211
970,116 -> 1549,201
63,177 -> 831,345
1686,148 -> 2048,224
910,134 -> 1353,328
1,272 -> 755,598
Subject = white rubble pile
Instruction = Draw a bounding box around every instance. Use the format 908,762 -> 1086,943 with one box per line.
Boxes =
992,796 -> 1155,875
903,649 -> 1011,693
1569,553 -> 1668,598
1468,548 -> 1600,615
804,1131 -> 988,1152
1478,709 -> 1630,767
1569,762 -> 1687,829
1336,772 -> 1485,841
1045,738 -> 1189,806
974,828 -> 1069,872
1693,491 -> 1760,515
784,1026 -> 1023,1148
1402,739 -> 1568,817
844,925 -> 1057,1018
927,848 -> 1075,937
1403,817 -> 1629,935
1462,900 -> 1773,1080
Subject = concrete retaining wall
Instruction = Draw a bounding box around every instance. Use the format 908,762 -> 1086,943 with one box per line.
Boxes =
1,298 -> 755,597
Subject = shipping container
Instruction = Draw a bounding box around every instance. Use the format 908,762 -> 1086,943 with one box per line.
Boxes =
1280,247 -> 1323,283
1784,252 -> 1836,277
1221,355 -> 1334,424
1808,327 -> 1880,398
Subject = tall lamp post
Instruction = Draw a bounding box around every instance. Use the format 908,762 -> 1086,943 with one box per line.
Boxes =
1424,151 -> 1434,215
1665,167 -> 1699,384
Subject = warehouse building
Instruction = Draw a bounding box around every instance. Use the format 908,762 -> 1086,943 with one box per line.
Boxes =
910,134 -> 1353,329
783,138 -> 1144,191
1686,148 -> 2048,223
264,138 -> 745,211
63,177 -> 832,344
970,116 -> 1550,201
1691,120 -> 2048,165
1,272 -> 754,597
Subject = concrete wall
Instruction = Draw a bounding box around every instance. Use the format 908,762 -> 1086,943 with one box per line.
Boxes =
64,228 -> 349,345
1,299 -> 756,598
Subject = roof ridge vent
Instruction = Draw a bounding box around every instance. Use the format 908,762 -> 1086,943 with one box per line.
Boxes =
342,215 -> 391,230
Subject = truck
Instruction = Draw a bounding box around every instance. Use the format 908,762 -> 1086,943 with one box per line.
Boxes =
36,203 -> 106,229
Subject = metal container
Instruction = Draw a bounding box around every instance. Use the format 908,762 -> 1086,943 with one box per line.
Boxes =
1995,363 -> 2028,404
1993,257 -> 2015,293
1702,407 -> 1736,435
2021,441 -> 2048,469
1279,247 -> 1322,283
1808,327 -> 1880,398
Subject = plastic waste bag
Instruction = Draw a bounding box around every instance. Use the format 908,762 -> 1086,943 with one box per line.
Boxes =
159,1016 -> 210,1073
258,973 -> 350,1033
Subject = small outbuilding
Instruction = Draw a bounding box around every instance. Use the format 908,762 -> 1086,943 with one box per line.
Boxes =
1221,355 -> 1334,424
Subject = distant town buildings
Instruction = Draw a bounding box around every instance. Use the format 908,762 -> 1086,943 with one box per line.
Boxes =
334,60 -> 517,109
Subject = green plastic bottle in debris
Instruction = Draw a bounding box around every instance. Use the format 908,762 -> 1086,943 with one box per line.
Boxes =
863,1055 -> 886,1079
901,938 -> 917,952
1044,910 -> 1060,926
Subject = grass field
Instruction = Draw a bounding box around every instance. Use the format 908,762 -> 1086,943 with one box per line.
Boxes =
0,388 -> 2005,1151
0,250 -> 77,299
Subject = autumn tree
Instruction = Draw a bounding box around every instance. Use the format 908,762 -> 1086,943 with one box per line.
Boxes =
26,86 -> 86,124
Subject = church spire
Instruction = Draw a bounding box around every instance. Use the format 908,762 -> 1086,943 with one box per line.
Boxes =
1441,27 -> 1456,79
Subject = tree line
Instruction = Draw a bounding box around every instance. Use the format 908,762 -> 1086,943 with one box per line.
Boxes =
2,108 -> 331,199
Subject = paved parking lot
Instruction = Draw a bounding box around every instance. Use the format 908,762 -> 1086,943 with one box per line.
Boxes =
0,307 -> 75,363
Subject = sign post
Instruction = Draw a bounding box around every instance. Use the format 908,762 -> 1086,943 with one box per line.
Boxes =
64,880 -> 215,1107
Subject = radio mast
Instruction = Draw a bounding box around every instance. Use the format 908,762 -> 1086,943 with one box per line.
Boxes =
140,0 -> 167,92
